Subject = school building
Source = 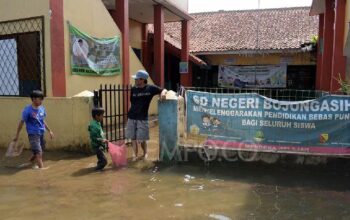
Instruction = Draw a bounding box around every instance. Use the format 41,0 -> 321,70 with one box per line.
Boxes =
0,0 -> 192,150
310,0 -> 350,92
160,7 -> 319,90
0,0 -> 192,97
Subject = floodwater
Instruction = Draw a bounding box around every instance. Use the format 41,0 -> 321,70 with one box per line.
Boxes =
1,127 -> 350,220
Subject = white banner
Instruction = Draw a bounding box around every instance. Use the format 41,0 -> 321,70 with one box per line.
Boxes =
218,65 -> 287,88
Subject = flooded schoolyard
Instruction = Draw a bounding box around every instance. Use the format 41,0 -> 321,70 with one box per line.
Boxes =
1,127 -> 350,219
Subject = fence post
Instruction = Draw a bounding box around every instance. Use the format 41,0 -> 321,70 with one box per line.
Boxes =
93,90 -> 99,107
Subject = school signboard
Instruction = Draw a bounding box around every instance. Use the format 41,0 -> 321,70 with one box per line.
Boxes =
69,23 -> 121,76
186,90 -> 350,156
218,65 -> 287,88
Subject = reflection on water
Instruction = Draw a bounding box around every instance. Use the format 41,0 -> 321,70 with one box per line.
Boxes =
1,149 -> 350,220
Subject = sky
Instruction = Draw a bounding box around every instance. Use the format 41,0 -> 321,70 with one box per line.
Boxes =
188,0 -> 313,13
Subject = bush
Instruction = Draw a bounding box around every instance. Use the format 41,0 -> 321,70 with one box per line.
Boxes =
335,73 -> 350,95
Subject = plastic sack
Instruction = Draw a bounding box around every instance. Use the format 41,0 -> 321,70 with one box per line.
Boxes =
108,142 -> 127,167
5,141 -> 24,157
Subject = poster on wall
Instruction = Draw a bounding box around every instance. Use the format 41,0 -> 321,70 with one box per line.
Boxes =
69,23 -> 121,76
179,62 -> 189,74
218,65 -> 287,88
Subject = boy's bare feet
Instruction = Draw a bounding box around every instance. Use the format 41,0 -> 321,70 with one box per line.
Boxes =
32,166 -> 50,170
143,153 -> 148,160
30,156 -> 35,165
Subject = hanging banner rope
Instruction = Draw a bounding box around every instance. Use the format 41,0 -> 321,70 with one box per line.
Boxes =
69,22 -> 121,76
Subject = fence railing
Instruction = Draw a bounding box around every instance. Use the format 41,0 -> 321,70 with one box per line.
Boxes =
94,84 -> 131,142
93,84 -> 344,141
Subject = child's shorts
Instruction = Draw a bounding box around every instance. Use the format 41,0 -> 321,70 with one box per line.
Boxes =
28,134 -> 46,155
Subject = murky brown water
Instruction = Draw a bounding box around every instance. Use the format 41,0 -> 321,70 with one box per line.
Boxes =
2,148 -> 350,220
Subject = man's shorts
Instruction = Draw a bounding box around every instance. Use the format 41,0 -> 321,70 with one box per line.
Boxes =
125,119 -> 149,141
28,134 -> 45,155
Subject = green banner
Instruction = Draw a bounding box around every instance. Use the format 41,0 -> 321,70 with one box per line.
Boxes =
69,23 -> 121,76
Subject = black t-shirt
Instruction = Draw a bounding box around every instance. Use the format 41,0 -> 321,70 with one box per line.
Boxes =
127,84 -> 163,120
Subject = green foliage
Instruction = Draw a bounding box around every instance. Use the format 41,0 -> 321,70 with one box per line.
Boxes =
311,35 -> 318,45
335,73 -> 350,95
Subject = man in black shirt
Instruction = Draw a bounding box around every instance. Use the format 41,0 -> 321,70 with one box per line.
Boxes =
126,70 -> 167,160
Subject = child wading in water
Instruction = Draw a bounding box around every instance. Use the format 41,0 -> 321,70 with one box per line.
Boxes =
13,90 -> 54,169
88,107 -> 108,171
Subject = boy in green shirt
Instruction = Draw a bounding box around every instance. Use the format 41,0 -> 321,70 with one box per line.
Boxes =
88,107 -> 108,171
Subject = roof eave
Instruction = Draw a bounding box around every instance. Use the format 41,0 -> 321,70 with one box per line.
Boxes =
309,0 -> 325,16
153,0 -> 194,21
192,48 -> 305,55
189,55 -> 207,66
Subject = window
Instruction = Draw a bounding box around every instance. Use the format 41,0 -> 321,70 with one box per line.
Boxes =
0,17 -> 45,96
0,38 -> 19,95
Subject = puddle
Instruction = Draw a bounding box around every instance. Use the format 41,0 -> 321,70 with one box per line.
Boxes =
1,149 -> 350,219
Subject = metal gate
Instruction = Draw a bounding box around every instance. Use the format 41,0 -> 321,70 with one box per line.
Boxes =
94,84 -> 131,142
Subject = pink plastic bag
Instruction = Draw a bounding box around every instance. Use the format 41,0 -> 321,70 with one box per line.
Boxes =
108,142 -> 127,167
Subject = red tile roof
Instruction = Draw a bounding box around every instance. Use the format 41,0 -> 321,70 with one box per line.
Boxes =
161,7 -> 318,54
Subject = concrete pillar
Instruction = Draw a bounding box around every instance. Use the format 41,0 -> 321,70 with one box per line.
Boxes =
50,0 -> 66,97
154,5 -> 165,87
331,0 -> 347,92
180,20 -> 191,86
321,0 -> 335,91
316,14 -> 324,90
111,0 -> 130,85
141,23 -> 150,73
110,0 -> 130,117
159,99 -> 180,161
